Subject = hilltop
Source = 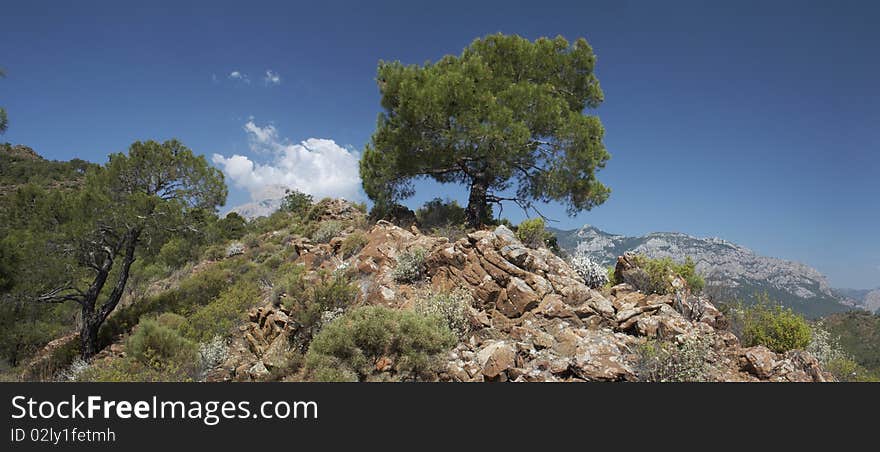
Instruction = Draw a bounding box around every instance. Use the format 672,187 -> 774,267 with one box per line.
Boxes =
12,198 -> 836,382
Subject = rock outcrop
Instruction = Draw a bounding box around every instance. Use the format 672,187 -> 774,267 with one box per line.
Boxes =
204,220 -> 834,382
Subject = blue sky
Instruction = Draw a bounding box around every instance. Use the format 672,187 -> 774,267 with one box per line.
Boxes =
1,0 -> 877,288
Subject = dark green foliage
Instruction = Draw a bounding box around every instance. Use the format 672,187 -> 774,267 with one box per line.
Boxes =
304,306 -> 457,381
0,144 -> 96,190
415,198 -> 466,230
18,139 -> 227,359
368,202 -> 416,227
214,212 -> 247,240
361,33 -> 611,227
280,189 -> 313,216
0,69 -> 6,134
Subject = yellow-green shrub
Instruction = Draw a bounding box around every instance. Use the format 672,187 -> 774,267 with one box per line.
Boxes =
632,255 -> 705,294
741,298 -> 812,353
304,306 -> 456,381
182,279 -> 262,342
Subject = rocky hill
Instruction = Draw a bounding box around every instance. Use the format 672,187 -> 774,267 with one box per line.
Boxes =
59,201 -> 829,383
552,225 -> 853,318
0,143 -> 95,197
14,199 -> 837,382
834,288 -> 880,314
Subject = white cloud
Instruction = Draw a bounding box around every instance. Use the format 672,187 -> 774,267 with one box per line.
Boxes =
264,70 -> 281,85
228,70 -> 251,84
212,120 -> 363,202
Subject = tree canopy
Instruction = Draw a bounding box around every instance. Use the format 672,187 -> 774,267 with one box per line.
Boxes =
360,33 -> 611,227
6,139 -> 226,359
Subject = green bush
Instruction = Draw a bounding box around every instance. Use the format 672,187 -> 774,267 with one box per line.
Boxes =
515,218 -> 547,248
415,198 -> 466,230
304,306 -> 457,381
157,237 -> 197,268
127,317 -> 198,371
274,270 -> 358,345
632,255 -> 705,295
312,220 -> 344,243
340,232 -> 368,258
741,296 -> 812,353
203,244 -> 226,261
76,354 -> 197,382
99,264 -> 232,347
280,190 -> 314,216
182,279 -> 262,343
391,247 -> 427,283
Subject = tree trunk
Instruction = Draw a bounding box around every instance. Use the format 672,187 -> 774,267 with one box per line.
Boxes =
78,230 -> 139,361
466,176 -> 490,228
79,311 -> 100,360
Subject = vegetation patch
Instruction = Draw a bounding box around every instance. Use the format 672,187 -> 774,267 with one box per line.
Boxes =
304,305 -> 457,382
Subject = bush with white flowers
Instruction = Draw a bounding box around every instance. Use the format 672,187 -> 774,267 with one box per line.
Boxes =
225,242 -> 245,257
570,252 -> 609,289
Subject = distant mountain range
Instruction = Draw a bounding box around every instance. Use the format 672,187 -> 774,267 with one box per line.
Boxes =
834,288 -> 880,314
551,225 -> 857,318
226,184 -> 289,219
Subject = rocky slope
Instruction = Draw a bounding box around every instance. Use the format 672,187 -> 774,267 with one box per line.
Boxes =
27,200 -> 833,382
553,225 -> 852,318
196,210 -> 831,382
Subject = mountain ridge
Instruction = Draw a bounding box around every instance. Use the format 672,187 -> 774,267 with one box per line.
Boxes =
551,224 -> 854,318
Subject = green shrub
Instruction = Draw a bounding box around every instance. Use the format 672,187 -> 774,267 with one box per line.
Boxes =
274,270 -> 358,345
391,247 -> 427,283
515,218 -> 547,248
203,244 -> 226,261
606,266 -> 618,287
415,198 -> 466,230
632,255 -> 705,295
76,354 -> 196,382
99,264 -> 232,347
312,220 -> 344,243
154,312 -> 187,331
741,296 -> 812,353
304,306 -> 457,381
340,232 -> 368,258
280,190 -> 314,216
127,317 -> 198,371
157,237 -> 197,268
182,279 -> 262,343
635,335 -> 713,382
414,288 -> 472,338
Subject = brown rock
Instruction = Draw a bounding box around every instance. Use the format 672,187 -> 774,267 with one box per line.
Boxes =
478,342 -> 516,378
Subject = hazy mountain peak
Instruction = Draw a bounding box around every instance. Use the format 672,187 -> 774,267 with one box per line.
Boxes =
554,225 -> 852,318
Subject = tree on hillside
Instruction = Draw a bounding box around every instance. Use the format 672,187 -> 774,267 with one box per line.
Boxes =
360,33 -> 612,227
25,140 -> 226,359
1,68 -> 7,134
